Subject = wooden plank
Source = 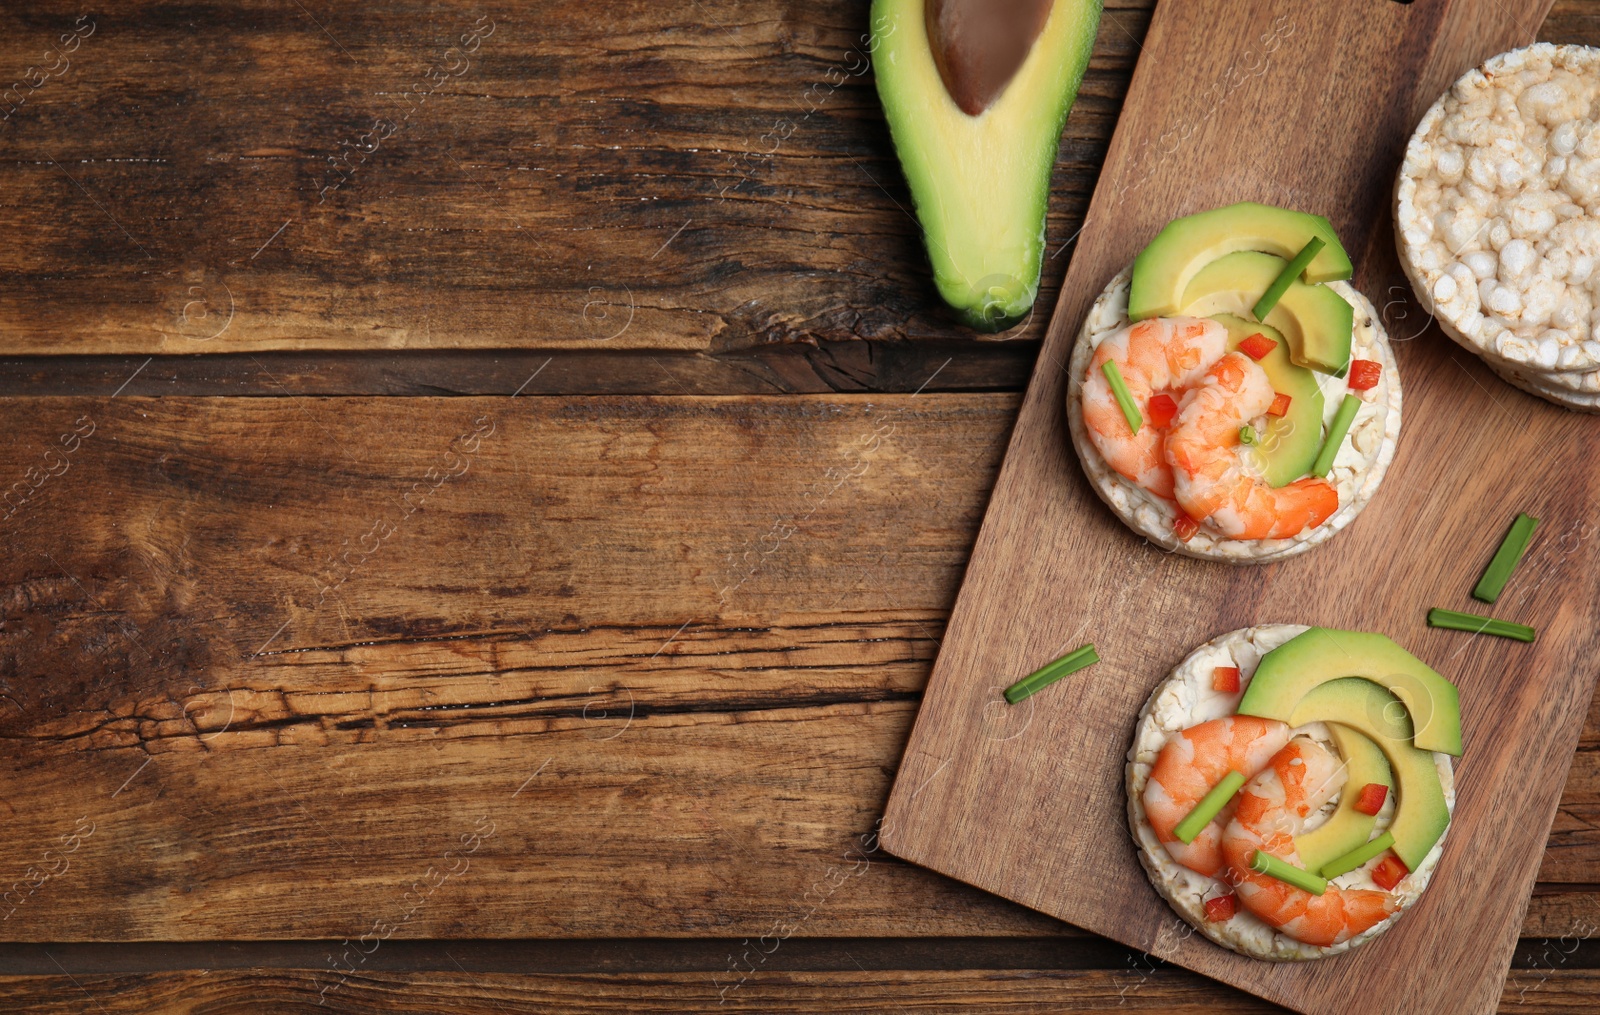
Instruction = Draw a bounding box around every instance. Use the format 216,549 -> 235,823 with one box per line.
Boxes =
2,965 -> 1599,1012
1525,886 -> 1600,939
0,0 -> 1142,357
0,968 -> 1290,1012
0,0 -> 1588,365
0,342 -> 1040,398
0,393 -> 1045,940
1,392 -> 1599,944
880,1 -> 1576,1014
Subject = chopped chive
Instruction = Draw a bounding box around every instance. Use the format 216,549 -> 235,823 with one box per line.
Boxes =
1249,849 -> 1327,896
1101,360 -> 1142,435
1310,393 -> 1361,478
1473,513 -> 1539,603
1252,236 -> 1326,321
1004,644 -> 1099,704
1319,831 -> 1396,880
1239,425 -> 1258,445
1427,607 -> 1536,642
1173,770 -> 1245,844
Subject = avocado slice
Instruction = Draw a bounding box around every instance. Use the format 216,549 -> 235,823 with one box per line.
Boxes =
1237,628 -> 1463,756
1129,202 -> 1353,322
1288,679 -> 1451,871
1291,724 -> 1394,874
1179,251 -> 1354,375
872,0 -> 1103,331
1208,314 -> 1324,487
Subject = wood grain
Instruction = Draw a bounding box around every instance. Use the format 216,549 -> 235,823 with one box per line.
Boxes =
0,968 -> 1288,1013
5,0 -> 1600,1010
0,0 -> 1144,356
2,393 -> 1600,951
0,0 -> 1594,366
3,965 -> 1600,1012
880,1 -> 1580,1014
0,341 -> 1040,398
0,393 -> 1041,941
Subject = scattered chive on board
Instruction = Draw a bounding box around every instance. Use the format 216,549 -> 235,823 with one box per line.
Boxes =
1427,607 -> 1536,643
1101,360 -> 1142,435
1173,770 -> 1245,844
1320,831 -> 1396,880
1003,644 -> 1099,704
1310,393 -> 1361,478
1249,849 -> 1327,896
1251,236 -> 1326,321
1473,513 -> 1539,604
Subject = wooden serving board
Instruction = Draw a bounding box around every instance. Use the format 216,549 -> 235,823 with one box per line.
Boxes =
880,1 -> 1588,1013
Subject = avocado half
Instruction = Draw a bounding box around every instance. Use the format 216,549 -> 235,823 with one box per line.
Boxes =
872,0 -> 1104,331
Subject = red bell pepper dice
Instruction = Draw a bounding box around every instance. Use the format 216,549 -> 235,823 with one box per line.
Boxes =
1371,853 -> 1409,891
1204,893 -> 1238,921
1173,513 -> 1201,542
1346,359 -> 1382,391
1353,783 -> 1388,816
1238,333 -> 1278,361
1148,393 -> 1179,428
1212,666 -> 1241,693
1267,392 -> 1292,417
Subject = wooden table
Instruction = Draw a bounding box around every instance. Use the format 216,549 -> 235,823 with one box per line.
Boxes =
1,1 -> 1596,1010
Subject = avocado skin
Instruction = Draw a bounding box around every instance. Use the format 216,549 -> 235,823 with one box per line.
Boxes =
872,0 -> 1103,332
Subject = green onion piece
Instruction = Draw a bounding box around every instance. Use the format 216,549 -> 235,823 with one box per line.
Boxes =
1252,236 -> 1326,322
1173,771 -> 1246,844
1319,832 -> 1396,880
1473,513 -> 1539,604
1239,425 -> 1257,445
1310,393 -> 1361,478
1004,644 -> 1099,704
1427,607 -> 1536,643
1101,360 -> 1142,436
1249,849 -> 1327,896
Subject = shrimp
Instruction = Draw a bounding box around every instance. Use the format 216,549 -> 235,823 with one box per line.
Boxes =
1221,737 -> 1399,947
1082,316 -> 1227,500
1142,715 -> 1292,878
1165,352 -> 1339,540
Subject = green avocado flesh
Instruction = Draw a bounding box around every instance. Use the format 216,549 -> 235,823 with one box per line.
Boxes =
1180,251 -> 1354,375
1292,724 -> 1393,875
872,0 -> 1103,331
1237,628 -> 1463,756
1209,314 -> 1323,488
1287,679 -> 1450,871
1129,202 -> 1353,322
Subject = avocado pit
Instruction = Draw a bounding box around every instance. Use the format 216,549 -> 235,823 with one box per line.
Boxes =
925,0 -> 1054,116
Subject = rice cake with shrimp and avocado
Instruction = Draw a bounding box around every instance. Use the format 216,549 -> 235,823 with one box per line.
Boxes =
1066,203 -> 1402,563
1126,624 -> 1458,961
